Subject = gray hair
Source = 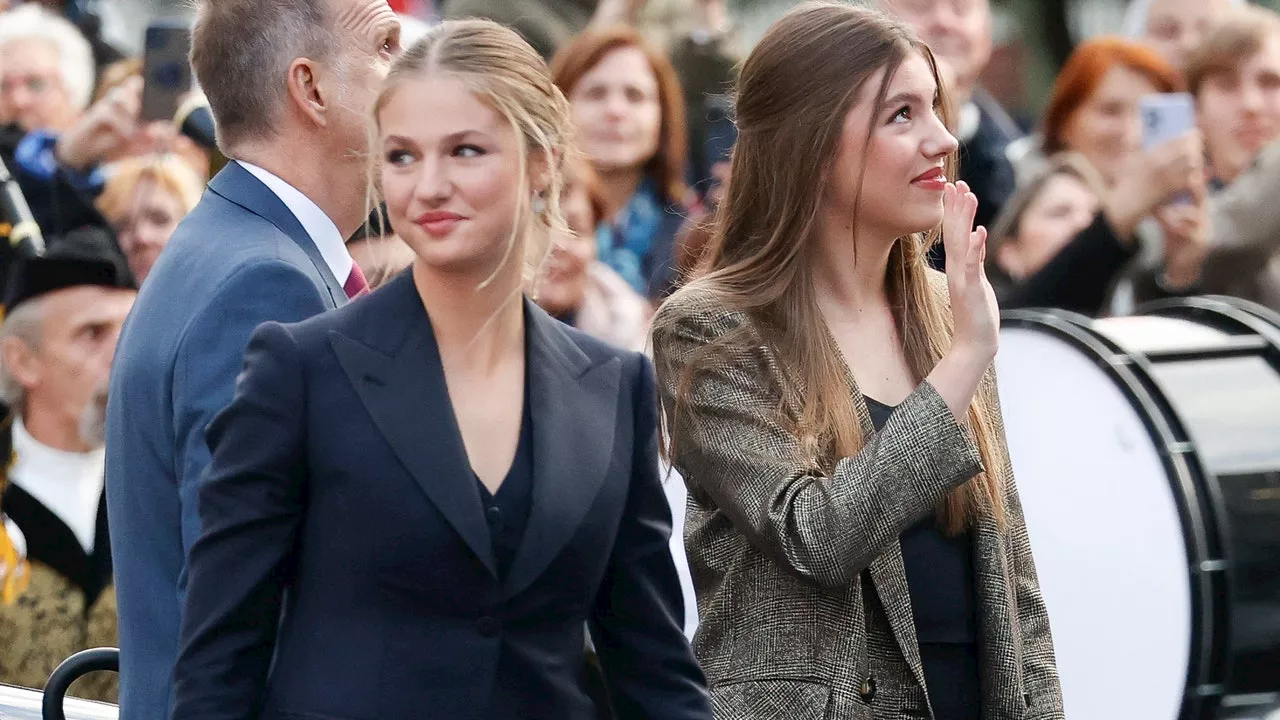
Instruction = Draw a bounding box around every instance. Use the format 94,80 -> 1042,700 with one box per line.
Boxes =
0,4 -> 96,111
1122,0 -> 1247,40
0,298 -> 46,416
189,0 -> 336,152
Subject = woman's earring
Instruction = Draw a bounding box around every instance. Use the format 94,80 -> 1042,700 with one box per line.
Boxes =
532,192 -> 547,215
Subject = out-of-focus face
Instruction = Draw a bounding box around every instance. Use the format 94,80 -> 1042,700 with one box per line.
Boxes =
999,172 -> 1100,278
9,287 -> 136,447
882,0 -> 992,103
112,177 -> 186,284
379,73 -> 529,278
537,165 -> 599,317
1058,64 -> 1159,185
1197,35 -> 1280,184
568,46 -> 663,175
828,53 -> 959,243
1145,0 -> 1236,73
0,38 -> 77,132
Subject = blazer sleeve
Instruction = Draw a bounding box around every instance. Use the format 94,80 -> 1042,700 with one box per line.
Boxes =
982,372 -> 1065,719
171,261 -> 329,604
170,320 -> 311,720
589,354 -> 713,720
650,299 -> 984,590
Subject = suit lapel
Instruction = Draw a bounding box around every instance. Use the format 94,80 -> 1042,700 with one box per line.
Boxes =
504,302 -> 621,597
329,279 -> 495,576
207,162 -> 346,307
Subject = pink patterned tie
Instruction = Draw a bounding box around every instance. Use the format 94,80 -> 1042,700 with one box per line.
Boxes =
344,262 -> 369,300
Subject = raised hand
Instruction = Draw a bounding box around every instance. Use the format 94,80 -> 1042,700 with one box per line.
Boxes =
942,181 -> 999,359
1155,180 -> 1211,291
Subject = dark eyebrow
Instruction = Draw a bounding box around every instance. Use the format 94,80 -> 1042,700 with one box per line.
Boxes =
885,91 -> 925,107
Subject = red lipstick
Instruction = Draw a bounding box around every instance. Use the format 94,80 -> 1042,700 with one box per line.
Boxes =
911,167 -> 947,191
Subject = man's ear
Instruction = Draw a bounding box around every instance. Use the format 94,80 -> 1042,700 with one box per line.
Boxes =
285,57 -> 329,128
1,335 -> 41,397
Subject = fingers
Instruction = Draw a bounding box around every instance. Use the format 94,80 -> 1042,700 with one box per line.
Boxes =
943,181 -> 979,276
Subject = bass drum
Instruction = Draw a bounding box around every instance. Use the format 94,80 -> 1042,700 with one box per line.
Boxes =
994,296 -> 1280,720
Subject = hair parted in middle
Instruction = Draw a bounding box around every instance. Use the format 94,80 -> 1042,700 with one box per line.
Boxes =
367,18 -> 576,290
657,0 -> 1007,534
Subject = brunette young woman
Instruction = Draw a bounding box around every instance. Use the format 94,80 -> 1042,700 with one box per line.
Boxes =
651,4 -> 1063,719
170,20 -> 710,720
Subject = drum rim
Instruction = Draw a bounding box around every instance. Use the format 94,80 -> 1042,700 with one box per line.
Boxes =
1002,308 -> 1228,719
1139,295 -> 1280,356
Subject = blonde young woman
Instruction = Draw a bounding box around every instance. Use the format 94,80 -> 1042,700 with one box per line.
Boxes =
652,4 -> 1062,720
169,20 -> 710,720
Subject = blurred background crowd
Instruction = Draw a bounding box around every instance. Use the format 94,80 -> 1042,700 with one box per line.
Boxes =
0,0 -> 1278,711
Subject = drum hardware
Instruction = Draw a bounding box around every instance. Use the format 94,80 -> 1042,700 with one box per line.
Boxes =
996,296 -> 1280,720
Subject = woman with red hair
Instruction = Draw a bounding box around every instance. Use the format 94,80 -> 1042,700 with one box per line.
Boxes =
1001,37 -> 1209,315
552,26 -> 688,302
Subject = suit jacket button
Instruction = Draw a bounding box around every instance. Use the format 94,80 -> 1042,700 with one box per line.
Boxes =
860,676 -> 876,703
477,616 -> 500,638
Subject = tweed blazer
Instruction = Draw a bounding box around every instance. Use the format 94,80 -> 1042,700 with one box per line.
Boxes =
651,272 -> 1063,720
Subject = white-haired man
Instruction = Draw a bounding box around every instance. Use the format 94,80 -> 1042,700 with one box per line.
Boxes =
0,3 -> 95,134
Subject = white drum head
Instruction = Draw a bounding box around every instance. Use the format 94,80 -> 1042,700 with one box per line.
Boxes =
996,325 -> 1192,720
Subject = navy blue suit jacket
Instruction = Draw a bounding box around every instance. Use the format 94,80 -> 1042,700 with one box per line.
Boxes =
170,273 -> 711,720
106,161 -> 346,720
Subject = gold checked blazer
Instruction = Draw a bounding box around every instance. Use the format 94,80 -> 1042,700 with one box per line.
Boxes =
651,270 -> 1064,720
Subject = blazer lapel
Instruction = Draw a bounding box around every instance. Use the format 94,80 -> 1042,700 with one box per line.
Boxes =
207,161 -> 346,307
329,280 -> 495,576
503,302 -> 621,597
826,323 -> 933,704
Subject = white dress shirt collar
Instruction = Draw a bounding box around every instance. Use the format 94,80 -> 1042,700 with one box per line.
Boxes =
238,161 -> 353,284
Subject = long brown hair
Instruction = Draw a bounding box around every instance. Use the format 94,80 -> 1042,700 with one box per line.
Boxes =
550,26 -> 688,205
657,1 -> 1005,533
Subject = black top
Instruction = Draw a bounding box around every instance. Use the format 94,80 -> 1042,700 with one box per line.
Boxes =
865,397 -> 981,720
475,387 -> 536,720
474,391 -> 535,582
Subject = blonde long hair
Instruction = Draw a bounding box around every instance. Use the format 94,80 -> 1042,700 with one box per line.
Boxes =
658,2 -> 1006,534
366,20 -> 575,289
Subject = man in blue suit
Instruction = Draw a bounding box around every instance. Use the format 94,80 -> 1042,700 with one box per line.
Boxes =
105,0 -> 401,717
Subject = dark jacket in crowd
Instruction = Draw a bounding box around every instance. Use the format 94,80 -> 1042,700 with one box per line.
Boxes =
0,123 -> 113,301
993,212 -> 1138,317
